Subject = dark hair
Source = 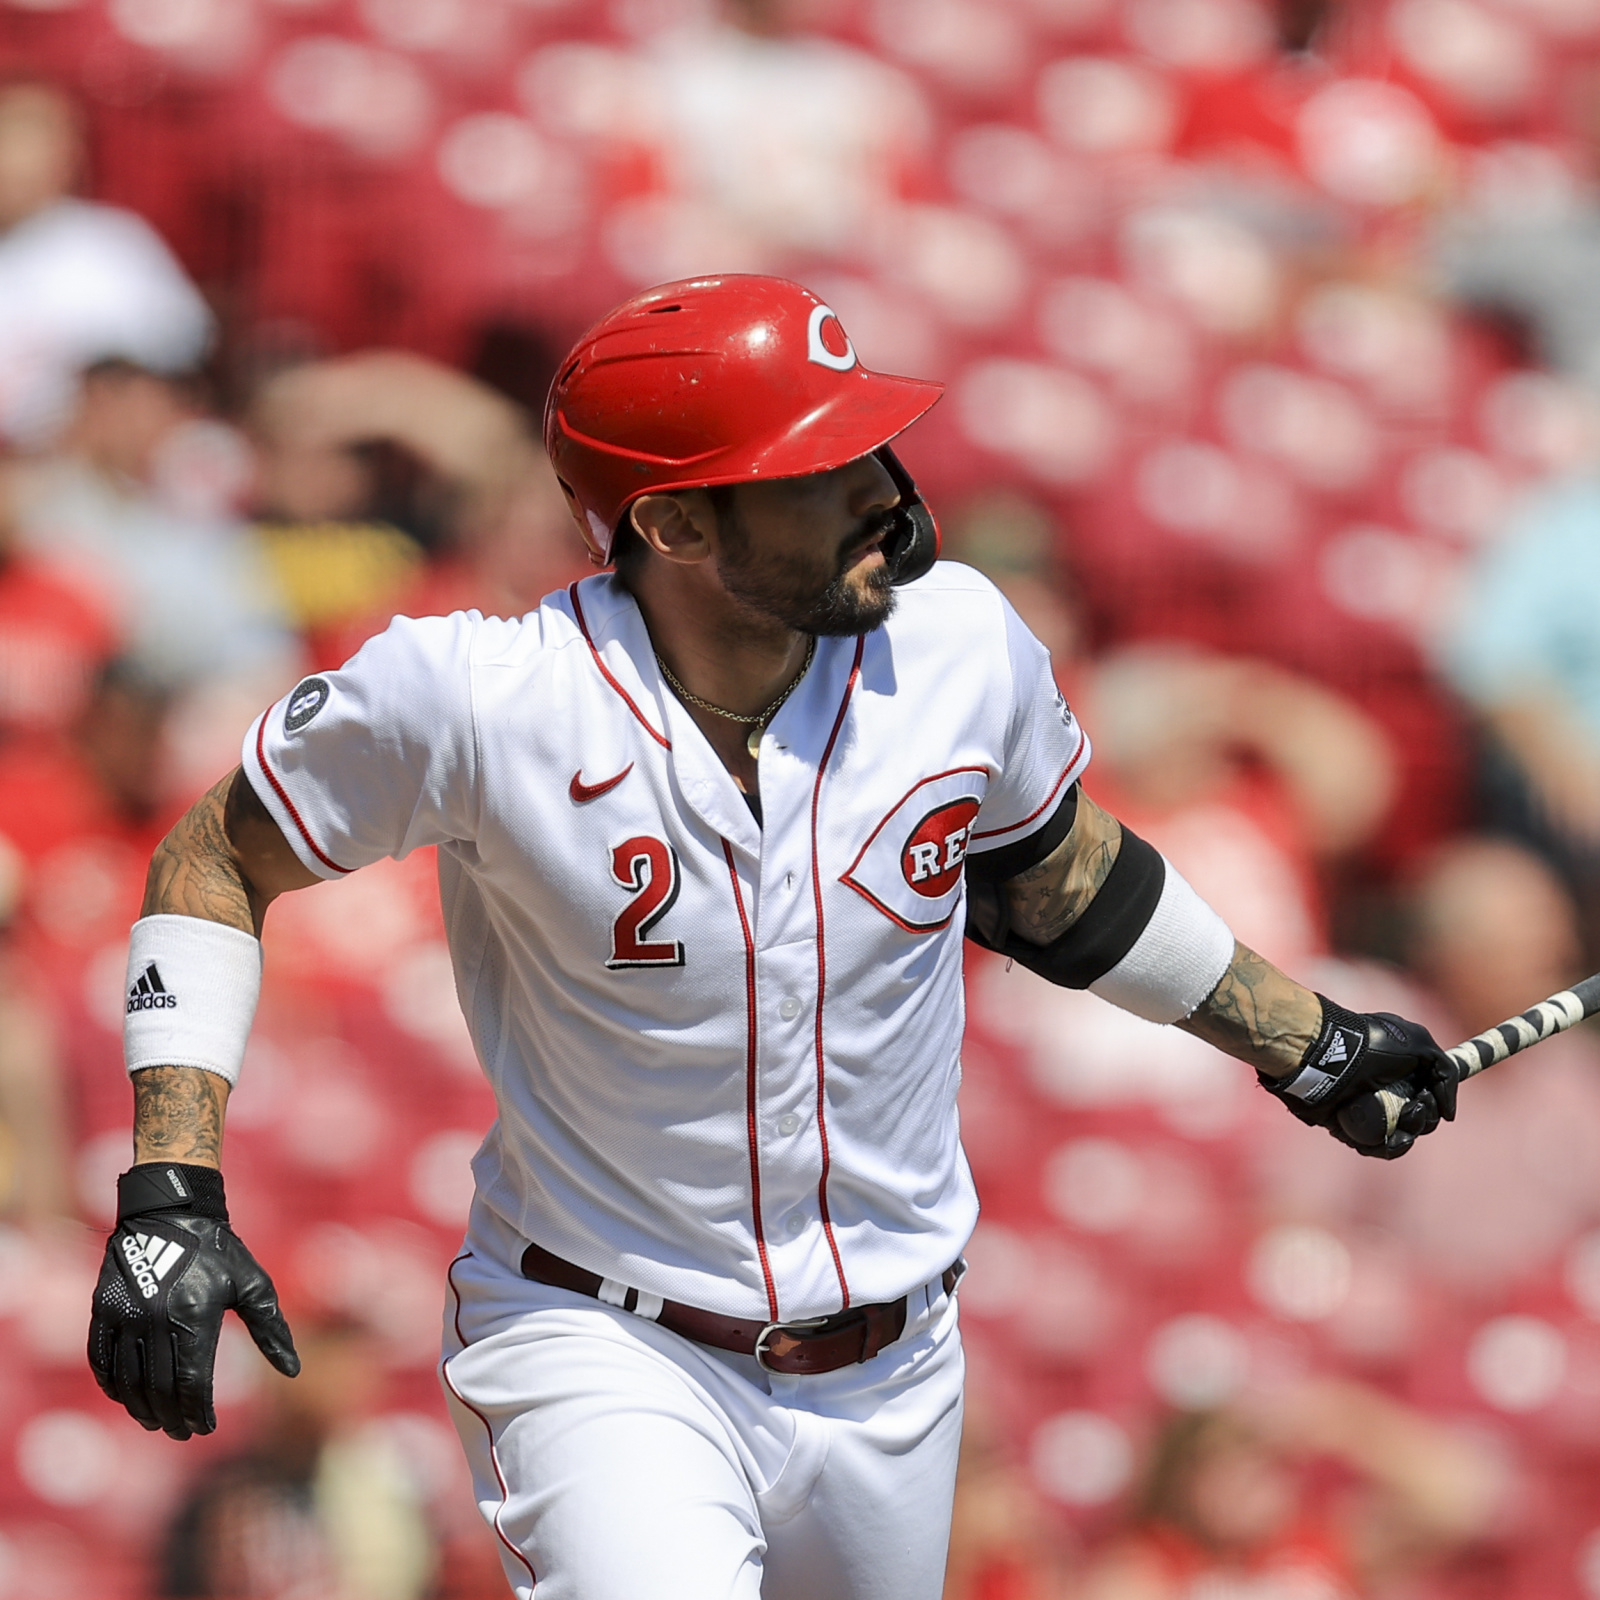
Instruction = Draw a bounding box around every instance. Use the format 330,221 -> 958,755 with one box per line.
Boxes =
611,513 -> 648,581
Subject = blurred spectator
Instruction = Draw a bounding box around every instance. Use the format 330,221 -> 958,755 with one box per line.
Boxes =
1438,476 -> 1600,948
0,453 -> 118,743
0,658 -> 177,866
1408,835 -> 1585,1039
250,350 -> 581,660
11,359 -> 296,693
943,492 -> 1082,672
1257,836 -> 1600,1302
0,834 -> 71,1222
0,80 -> 211,449
659,0 -> 930,253
943,1405 -> 1074,1600
1379,836 -> 1600,1298
947,488 -> 1396,972
590,0 -> 931,282
1437,211 -> 1600,395
1079,1379 -> 1499,1599
157,1317 -> 434,1600
1433,111 -> 1600,401
1086,645 -> 1397,971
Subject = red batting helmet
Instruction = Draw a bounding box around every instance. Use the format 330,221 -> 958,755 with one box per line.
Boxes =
544,274 -> 943,566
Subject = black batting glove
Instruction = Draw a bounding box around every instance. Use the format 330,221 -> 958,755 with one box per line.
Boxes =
88,1163 -> 299,1440
1258,997 -> 1458,1160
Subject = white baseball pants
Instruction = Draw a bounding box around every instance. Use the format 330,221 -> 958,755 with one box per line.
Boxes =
439,1231 -> 965,1600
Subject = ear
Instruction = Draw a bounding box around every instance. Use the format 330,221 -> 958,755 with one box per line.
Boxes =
630,491 -> 715,566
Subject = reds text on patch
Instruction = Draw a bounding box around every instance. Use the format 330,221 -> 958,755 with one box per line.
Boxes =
902,799 -> 980,897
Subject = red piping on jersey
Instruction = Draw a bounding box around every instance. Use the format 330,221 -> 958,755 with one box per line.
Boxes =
809,636 -> 864,1309
442,1254 -> 539,1592
253,715 -> 353,876
722,838 -> 780,1324
569,581 -> 671,750
842,881 -> 965,936
969,726 -> 1087,842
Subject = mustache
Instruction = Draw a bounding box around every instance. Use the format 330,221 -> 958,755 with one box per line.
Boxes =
840,510 -> 896,560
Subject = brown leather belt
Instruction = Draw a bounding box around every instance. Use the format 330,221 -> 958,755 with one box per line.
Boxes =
520,1240 -> 961,1376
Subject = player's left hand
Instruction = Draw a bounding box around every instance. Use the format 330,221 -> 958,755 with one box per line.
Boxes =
88,1164 -> 299,1440
1259,999 -> 1458,1160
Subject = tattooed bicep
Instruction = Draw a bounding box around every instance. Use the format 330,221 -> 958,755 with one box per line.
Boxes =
1003,792 -> 1123,946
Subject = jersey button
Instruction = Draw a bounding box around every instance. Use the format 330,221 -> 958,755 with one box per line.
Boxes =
786,1212 -> 807,1235
779,996 -> 802,1021
778,1113 -> 800,1136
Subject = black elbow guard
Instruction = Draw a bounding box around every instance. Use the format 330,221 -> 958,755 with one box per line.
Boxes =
964,824 -> 1167,989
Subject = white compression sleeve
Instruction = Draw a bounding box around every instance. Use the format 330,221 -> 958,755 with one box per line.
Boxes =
123,914 -> 263,1085
1087,858 -> 1234,1024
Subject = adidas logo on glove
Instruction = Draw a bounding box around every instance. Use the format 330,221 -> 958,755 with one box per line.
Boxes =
121,1232 -> 188,1300
126,962 -> 177,1013
1316,1028 -> 1360,1069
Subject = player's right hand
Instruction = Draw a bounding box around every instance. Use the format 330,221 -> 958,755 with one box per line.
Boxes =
88,1163 -> 299,1440
1259,1000 -> 1458,1160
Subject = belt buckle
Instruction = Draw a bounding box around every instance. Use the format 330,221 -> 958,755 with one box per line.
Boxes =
753,1315 -> 832,1372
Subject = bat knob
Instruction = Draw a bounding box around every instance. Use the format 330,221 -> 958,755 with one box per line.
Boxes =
1336,1088 -> 1406,1146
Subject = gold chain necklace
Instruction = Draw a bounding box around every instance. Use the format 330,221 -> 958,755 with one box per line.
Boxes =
657,636 -> 817,759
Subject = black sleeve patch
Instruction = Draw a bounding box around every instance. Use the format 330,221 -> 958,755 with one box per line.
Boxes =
965,784 -> 1079,886
964,822 -> 1168,990
283,677 -> 331,734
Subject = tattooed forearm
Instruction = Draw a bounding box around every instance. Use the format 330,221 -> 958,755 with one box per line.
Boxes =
134,780 -> 245,1172
143,768 -> 314,934
1177,941 -> 1322,1077
132,1065 -> 230,1167
1005,792 -> 1123,946
130,772 -> 312,1171
142,774 -> 257,933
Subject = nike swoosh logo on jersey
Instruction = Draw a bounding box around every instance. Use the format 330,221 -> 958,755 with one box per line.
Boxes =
570,764 -> 634,804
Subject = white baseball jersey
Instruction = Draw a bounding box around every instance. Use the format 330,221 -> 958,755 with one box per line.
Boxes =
243,563 -> 1089,1323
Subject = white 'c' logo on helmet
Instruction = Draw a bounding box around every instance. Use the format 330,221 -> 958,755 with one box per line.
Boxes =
807,304 -> 857,372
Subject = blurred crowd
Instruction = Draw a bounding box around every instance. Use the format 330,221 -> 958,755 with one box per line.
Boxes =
6,0 -> 1600,1594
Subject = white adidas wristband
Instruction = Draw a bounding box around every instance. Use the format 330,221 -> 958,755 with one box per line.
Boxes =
1088,857 -> 1235,1025
124,914 -> 263,1086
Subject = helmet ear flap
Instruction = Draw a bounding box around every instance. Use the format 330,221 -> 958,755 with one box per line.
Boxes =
557,475 -> 610,565
876,448 -> 940,587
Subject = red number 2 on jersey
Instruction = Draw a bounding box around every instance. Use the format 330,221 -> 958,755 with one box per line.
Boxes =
607,836 -> 686,969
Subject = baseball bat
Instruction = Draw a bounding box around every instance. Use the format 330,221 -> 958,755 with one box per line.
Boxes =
1336,972 -> 1600,1145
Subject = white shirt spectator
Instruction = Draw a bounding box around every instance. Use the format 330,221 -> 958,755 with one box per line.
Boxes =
0,199 -> 213,447
648,24 -> 930,260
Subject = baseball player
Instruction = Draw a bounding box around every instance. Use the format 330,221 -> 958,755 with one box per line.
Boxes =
89,276 -> 1459,1600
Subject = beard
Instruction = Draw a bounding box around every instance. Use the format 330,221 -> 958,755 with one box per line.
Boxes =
715,510 -> 898,637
